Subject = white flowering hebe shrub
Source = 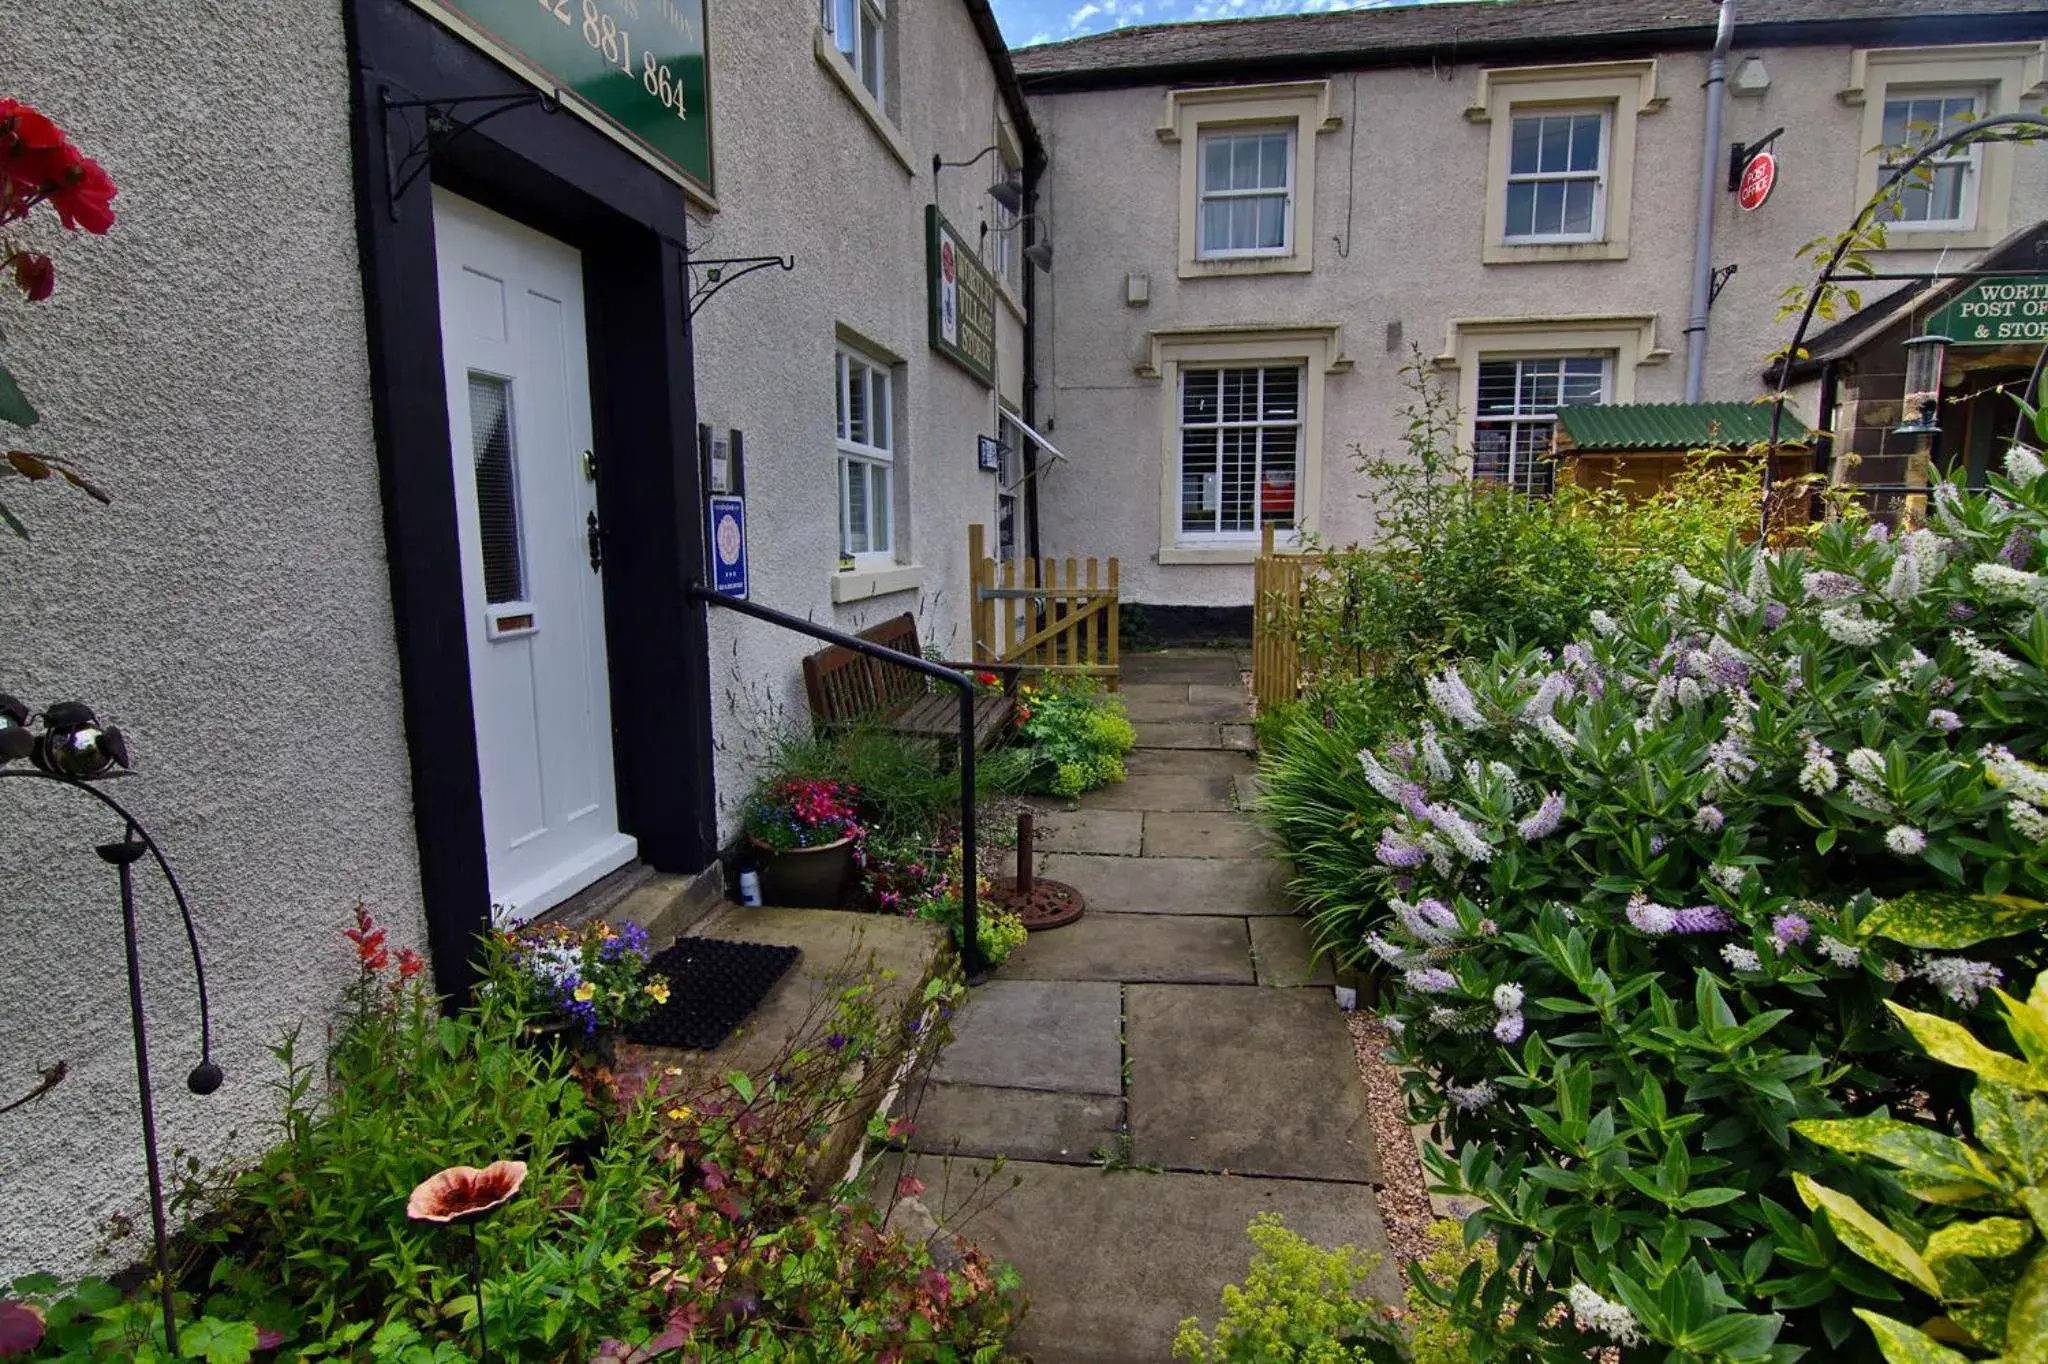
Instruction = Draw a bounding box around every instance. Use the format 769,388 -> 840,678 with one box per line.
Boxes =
1364,466 -> 2048,1360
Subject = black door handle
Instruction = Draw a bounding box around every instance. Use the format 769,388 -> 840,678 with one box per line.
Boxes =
586,510 -> 604,573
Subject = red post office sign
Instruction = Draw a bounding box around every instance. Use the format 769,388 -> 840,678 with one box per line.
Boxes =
1737,151 -> 1777,212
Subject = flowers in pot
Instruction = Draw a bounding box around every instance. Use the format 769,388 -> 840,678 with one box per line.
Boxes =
489,919 -> 668,1039
744,776 -> 866,907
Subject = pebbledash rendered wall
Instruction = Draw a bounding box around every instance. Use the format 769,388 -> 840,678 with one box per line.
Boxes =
1026,39 -> 2048,611
0,9 -> 428,1276
692,0 -> 1031,834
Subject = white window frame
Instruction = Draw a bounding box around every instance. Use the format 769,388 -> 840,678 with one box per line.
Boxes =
1159,82 -> 1338,279
1471,355 -> 1611,497
835,346 -> 894,565
829,0 -> 887,106
996,411 -> 1027,562
1469,62 -> 1664,265
1842,44 -> 2044,252
1501,108 -> 1610,245
1195,126 -> 1296,261
1173,363 -> 1305,543
1876,87 -> 1986,232
990,192 -> 1018,289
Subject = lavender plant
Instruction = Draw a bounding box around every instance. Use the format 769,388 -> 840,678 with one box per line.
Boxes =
1352,458 -> 2048,1358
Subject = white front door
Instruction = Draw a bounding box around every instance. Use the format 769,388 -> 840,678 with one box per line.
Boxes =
432,189 -> 635,924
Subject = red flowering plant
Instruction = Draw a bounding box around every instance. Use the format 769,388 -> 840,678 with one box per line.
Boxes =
0,96 -> 115,538
742,776 -> 866,855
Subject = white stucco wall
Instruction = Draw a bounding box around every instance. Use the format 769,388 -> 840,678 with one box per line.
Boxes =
692,0 -> 1033,835
1029,40 -> 2048,608
0,9 -> 425,1277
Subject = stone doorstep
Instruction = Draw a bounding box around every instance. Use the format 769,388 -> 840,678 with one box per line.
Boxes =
613,905 -> 950,1192
872,1155 -> 1400,1364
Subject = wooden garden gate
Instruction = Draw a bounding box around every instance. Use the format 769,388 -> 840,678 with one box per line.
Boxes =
968,525 -> 1120,690
1251,522 -> 1323,711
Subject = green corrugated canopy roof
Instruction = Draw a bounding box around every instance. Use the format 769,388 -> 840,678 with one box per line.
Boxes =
1554,402 -> 1812,453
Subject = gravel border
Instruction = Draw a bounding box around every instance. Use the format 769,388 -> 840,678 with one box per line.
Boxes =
1348,1012 -> 1435,1265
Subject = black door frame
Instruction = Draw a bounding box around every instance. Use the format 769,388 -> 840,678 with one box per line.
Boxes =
344,0 -> 718,1000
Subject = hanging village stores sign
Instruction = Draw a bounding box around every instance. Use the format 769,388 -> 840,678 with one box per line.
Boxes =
407,0 -> 713,199
1931,276 -> 2048,347
927,205 -> 997,388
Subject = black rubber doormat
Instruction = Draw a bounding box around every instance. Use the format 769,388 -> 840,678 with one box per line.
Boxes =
626,937 -> 802,1051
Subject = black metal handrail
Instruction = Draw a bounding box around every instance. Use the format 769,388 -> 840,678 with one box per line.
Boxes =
686,584 -> 985,982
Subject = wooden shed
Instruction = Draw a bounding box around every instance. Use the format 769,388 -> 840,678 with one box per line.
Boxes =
1551,402 -> 1816,499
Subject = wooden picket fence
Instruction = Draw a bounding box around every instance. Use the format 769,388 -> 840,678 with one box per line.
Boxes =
1251,522 -> 1324,712
968,525 -> 1120,689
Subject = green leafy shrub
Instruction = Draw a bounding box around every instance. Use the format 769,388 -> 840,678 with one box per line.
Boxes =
1014,677 -> 1135,797
1403,1221 -> 1502,1364
1340,464 -> 2048,1357
1172,1214 -> 1405,1363
5,913 -> 1024,1362
1795,967 -> 2048,1362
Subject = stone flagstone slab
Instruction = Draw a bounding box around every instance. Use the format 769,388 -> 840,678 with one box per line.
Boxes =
904,1082 -> 1121,1165
1187,683 -> 1250,707
1222,724 -> 1257,751
1081,773 -> 1234,811
1142,811 -> 1272,859
1039,853 -> 1292,915
1124,697 -> 1250,723
1002,912 -> 1253,984
1128,984 -> 1381,1183
1123,748 -> 1256,777
1249,916 -> 1336,987
1029,808 -> 1143,856
933,979 -> 1124,1095
1122,654 -> 1246,686
1121,683 -> 1192,704
880,1157 -> 1399,1364
1133,721 -> 1224,749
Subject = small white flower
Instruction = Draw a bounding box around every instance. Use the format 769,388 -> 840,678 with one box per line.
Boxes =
1956,630 -> 2023,682
1567,1283 -> 1645,1347
1722,944 -> 1763,972
1845,780 -> 1894,814
1710,863 -> 1748,894
1929,708 -> 1962,734
2006,444 -> 2046,484
1885,825 -> 1928,857
1589,610 -> 1621,638
1798,746 -> 1840,796
1693,805 -> 1725,833
1444,1079 -> 1497,1111
1821,608 -> 1888,647
1820,937 -> 1862,969
1426,670 -> 1488,730
1846,747 -> 1886,785
1880,959 -> 1908,983
1381,1016 -> 1405,1038
1982,745 -> 2048,807
1918,956 -> 2003,1005
1493,983 -> 1525,1014
2010,800 -> 2048,845
1536,714 -> 1577,752
1676,678 -> 1705,710
1358,749 -> 1407,803
1972,562 -> 2048,606
1419,724 -> 1455,785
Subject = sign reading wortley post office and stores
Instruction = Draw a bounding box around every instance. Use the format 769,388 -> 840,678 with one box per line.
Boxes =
1931,276 -> 2048,347
408,0 -> 713,199
927,205 -> 997,388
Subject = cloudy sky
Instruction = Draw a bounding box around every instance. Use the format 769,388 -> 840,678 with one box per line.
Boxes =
991,0 -> 1430,48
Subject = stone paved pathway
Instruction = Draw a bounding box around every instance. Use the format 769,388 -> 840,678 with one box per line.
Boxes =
895,650 -> 1395,1363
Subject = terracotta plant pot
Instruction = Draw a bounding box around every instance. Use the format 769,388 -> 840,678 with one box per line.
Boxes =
758,835 -> 856,908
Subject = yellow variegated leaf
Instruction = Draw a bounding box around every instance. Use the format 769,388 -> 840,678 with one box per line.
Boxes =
2029,968 -> 2048,1017
1794,1115 -> 2003,1192
1863,890 -> 2048,950
1926,1217 -> 2034,1264
1890,1002 -> 2048,1090
1855,1310 -> 1980,1364
2009,1246 -> 2048,1363
2021,1188 -> 2048,1239
1976,1085 -> 2048,1183
1797,1172 -> 1943,1297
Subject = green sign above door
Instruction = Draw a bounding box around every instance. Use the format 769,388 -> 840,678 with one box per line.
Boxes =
1929,275 -> 2048,347
408,0 -> 714,200
927,206 -> 997,388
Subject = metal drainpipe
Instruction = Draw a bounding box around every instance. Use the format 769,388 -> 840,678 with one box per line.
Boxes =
1021,161 -> 1044,564
1684,0 -> 1736,402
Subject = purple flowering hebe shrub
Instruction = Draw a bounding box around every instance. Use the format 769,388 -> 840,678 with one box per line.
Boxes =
1367,462 -> 2048,1359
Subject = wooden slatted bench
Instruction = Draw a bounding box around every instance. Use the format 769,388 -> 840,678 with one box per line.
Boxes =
801,613 -> 1022,752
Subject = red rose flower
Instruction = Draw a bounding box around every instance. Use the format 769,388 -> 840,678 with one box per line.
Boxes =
8,251 -> 52,302
0,100 -> 65,152
46,155 -> 115,234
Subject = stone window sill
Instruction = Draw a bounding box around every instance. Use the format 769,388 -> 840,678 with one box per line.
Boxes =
1157,546 -> 1265,566
830,562 -> 926,603
813,29 -> 915,175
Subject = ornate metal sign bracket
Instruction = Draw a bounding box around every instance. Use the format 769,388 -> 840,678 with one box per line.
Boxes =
380,85 -> 564,220
686,253 -> 795,319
